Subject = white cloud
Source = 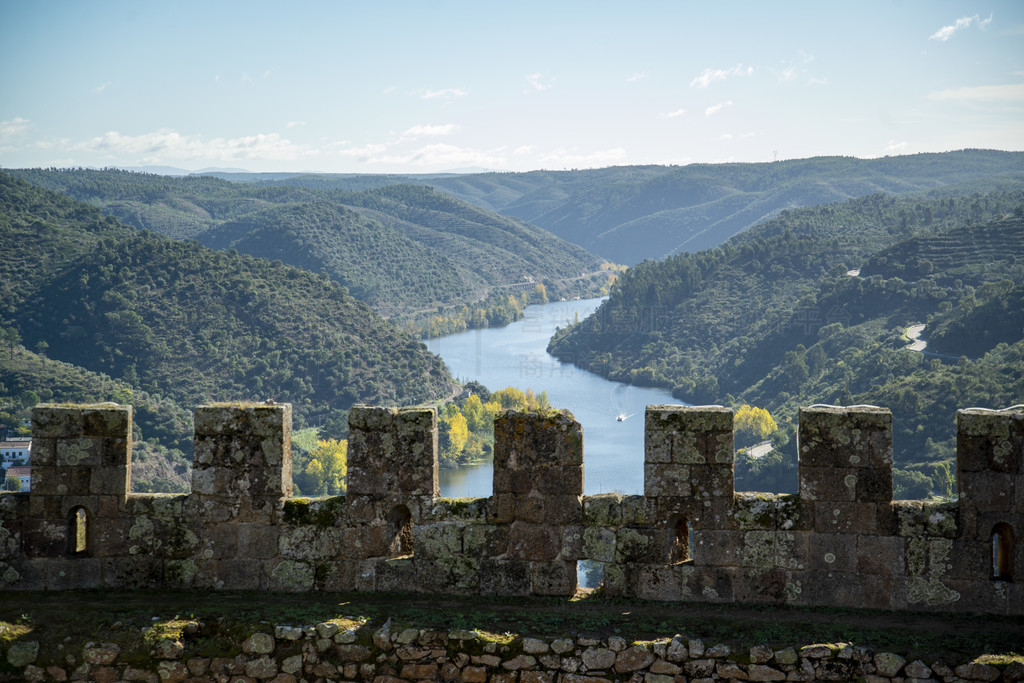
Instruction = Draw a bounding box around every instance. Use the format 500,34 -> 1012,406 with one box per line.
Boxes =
341,142 -> 506,169
538,147 -> 627,168
927,84 -> 1024,102
72,129 -> 317,162
627,72 -> 646,83
514,145 -> 534,156
930,14 -> 993,41
335,143 -> 389,161
659,108 -> 687,119
525,73 -> 553,92
690,64 -> 753,89
402,124 -> 460,138
286,121 -> 306,128
774,52 -> 822,84
705,100 -> 733,117
884,140 -> 909,154
421,88 -> 467,100
93,81 -> 111,94
0,117 -> 30,141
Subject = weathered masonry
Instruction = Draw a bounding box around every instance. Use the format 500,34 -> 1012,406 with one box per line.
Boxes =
0,402 -> 1020,615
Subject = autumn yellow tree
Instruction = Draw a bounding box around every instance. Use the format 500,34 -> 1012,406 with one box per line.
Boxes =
304,438 -> 347,496
462,394 -> 486,432
734,405 -> 777,449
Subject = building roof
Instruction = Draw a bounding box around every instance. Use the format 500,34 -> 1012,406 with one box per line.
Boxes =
0,440 -> 31,449
5,466 -> 30,477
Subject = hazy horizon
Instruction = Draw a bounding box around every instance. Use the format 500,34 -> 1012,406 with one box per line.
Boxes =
2,1 -> 1022,174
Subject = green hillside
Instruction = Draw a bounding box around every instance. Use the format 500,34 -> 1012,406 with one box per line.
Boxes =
0,173 -> 457,463
0,347 -> 192,492
232,150 -> 1024,265
548,188 -> 1024,496
9,168 -> 609,323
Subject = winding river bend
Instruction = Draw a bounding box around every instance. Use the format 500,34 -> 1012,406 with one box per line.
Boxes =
424,298 -> 681,498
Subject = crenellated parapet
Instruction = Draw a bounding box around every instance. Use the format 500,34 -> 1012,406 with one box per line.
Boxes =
0,401 -> 1019,615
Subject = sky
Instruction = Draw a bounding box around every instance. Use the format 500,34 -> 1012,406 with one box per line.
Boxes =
1,1 -> 1022,174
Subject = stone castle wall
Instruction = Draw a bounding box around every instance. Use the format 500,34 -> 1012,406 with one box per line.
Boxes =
0,401 -> 1020,615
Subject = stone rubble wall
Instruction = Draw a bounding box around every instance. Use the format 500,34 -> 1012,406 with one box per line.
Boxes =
6,622 -> 1024,682
0,402 -> 1020,615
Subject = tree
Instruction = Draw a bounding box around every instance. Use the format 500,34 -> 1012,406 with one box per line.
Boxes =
734,404 -> 777,448
4,476 -> 21,492
35,340 -> 48,357
304,438 -> 347,496
445,412 -> 469,454
2,327 -> 20,360
462,394 -> 486,432
19,390 -> 40,410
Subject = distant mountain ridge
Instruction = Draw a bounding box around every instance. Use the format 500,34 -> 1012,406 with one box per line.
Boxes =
208,150 -> 1024,264
7,168 -> 609,319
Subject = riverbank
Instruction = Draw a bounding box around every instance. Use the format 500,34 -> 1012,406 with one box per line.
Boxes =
1,590 -> 1021,681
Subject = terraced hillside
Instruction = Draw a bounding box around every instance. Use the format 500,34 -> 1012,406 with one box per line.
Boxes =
862,216 -> 1024,281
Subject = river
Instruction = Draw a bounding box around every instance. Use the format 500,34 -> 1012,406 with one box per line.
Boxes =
423,298 -> 682,499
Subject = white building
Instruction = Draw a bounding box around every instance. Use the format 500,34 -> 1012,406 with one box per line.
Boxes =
5,465 -> 30,492
0,439 -> 31,469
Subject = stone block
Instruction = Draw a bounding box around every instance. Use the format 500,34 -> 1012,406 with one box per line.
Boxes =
33,405 -> 86,438
531,560 -> 575,596
316,560 -> 358,592
615,526 -> 660,563
514,495 -> 545,523
102,556 -> 163,589
82,406 -> 132,439
583,526 -> 616,563
507,522 -> 560,561
644,463 -> 690,498
959,471 -> 1014,513
619,495 -> 657,526
583,493 -> 622,526
692,529 -> 742,566
687,565 -> 735,602
732,566 -> 790,605
957,407 -> 1024,474
856,535 -> 904,576
237,524 -> 281,560
807,533 -> 857,573
463,523 -> 508,559
479,559 -> 531,596
798,405 -> 892,470
689,464 -> 734,499
546,494 -> 584,525
813,502 -> 879,534
265,558 -> 315,591
375,557 -> 416,593
560,525 -> 584,560
637,563 -> 686,601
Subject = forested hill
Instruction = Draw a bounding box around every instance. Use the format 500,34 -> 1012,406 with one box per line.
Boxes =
8,168 -> 608,320
0,173 -> 456,448
547,187 -> 1024,494
219,150 -> 1024,265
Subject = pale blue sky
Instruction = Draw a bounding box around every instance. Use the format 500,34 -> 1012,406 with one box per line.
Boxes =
1,1 -> 1022,173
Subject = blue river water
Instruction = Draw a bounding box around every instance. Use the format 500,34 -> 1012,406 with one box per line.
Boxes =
424,298 -> 683,499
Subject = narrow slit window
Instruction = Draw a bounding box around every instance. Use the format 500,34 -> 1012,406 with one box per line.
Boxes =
68,507 -> 88,556
992,523 -> 1014,581
667,514 -> 691,564
387,505 -> 413,558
